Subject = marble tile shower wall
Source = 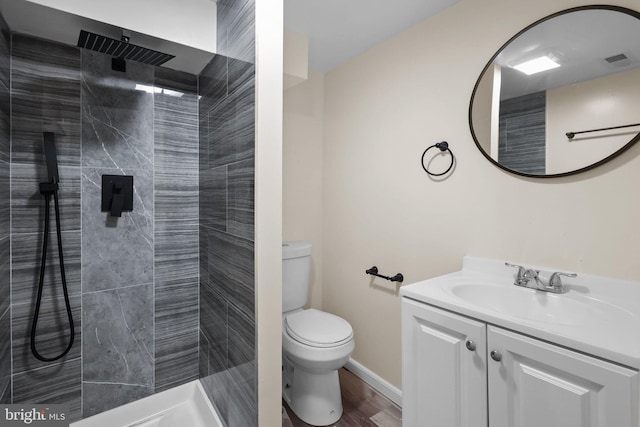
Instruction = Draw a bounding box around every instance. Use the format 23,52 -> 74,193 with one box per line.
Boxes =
6,33 -> 199,421
0,11 -> 10,407
198,0 -> 256,426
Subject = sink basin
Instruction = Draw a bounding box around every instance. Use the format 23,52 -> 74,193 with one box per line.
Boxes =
449,283 -> 634,326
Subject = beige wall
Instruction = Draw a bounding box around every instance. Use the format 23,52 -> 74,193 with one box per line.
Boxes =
283,0 -> 640,391
319,0 -> 640,390
283,70 -> 325,309
546,66 -> 640,174
284,30 -> 309,90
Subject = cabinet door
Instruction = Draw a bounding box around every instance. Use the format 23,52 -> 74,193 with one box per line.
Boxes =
487,325 -> 639,427
402,298 -> 487,427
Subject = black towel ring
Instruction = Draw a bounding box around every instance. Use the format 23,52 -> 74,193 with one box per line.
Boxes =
421,141 -> 454,176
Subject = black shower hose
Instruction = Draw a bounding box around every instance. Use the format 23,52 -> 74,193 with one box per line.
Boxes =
30,191 -> 75,362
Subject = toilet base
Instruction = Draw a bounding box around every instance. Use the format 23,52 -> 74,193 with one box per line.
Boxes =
283,358 -> 343,426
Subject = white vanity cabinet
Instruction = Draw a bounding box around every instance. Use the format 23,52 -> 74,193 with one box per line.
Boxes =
402,298 -> 639,427
402,298 -> 488,427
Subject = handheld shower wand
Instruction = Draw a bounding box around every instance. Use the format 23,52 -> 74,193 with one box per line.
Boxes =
31,132 -> 74,362
43,131 -> 59,183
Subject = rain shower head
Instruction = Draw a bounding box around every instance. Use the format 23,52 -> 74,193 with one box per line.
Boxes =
77,30 -> 175,66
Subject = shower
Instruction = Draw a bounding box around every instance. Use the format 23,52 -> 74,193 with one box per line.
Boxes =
31,132 -> 74,362
0,0 -> 255,423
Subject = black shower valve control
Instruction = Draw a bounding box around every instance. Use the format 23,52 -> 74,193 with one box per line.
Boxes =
101,175 -> 134,217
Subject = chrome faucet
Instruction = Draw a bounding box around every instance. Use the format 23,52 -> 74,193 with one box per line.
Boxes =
505,262 -> 577,294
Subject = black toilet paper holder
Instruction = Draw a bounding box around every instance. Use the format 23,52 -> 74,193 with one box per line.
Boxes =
366,266 -> 404,283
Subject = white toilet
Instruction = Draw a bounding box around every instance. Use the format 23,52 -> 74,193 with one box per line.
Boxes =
282,241 -> 355,426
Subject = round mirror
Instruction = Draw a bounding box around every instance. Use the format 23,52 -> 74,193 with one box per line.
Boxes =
469,6 -> 640,178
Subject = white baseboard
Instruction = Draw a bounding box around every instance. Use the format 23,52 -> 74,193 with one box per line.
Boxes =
344,358 -> 402,407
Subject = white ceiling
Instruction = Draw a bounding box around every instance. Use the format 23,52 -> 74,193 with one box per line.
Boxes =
490,8 -> 640,100
284,0 -> 461,72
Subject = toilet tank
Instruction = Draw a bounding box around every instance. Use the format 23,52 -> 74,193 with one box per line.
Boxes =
282,241 -> 312,312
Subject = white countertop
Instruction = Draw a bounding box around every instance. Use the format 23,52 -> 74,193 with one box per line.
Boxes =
400,256 -> 640,369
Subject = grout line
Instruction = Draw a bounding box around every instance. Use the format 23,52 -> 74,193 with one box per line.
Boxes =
225,164 -> 229,233
11,230 -> 79,237
81,380 -> 151,388
12,356 -> 82,375
79,46 -> 84,420
8,29 -> 13,405
152,65 -> 156,395
81,282 -> 154,296
196,71 -> 200,380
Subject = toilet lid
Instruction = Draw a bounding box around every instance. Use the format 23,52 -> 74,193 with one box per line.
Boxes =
285,309 -> 353,348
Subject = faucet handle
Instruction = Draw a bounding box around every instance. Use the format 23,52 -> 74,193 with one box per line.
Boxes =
505,262 -> 526,283
505,262 -> 524,271
549,271 -> 577,290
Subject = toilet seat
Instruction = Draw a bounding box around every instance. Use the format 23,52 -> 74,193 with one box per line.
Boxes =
285,309 -> 353,348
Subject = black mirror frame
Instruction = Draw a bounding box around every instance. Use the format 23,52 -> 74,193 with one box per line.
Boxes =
468,5 -> 640,178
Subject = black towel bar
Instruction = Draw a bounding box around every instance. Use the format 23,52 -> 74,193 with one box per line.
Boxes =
366,266 -> 404,283
566,122 -> 640,139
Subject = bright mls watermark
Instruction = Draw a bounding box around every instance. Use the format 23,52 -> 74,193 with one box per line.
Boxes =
0,405 -> 69,427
